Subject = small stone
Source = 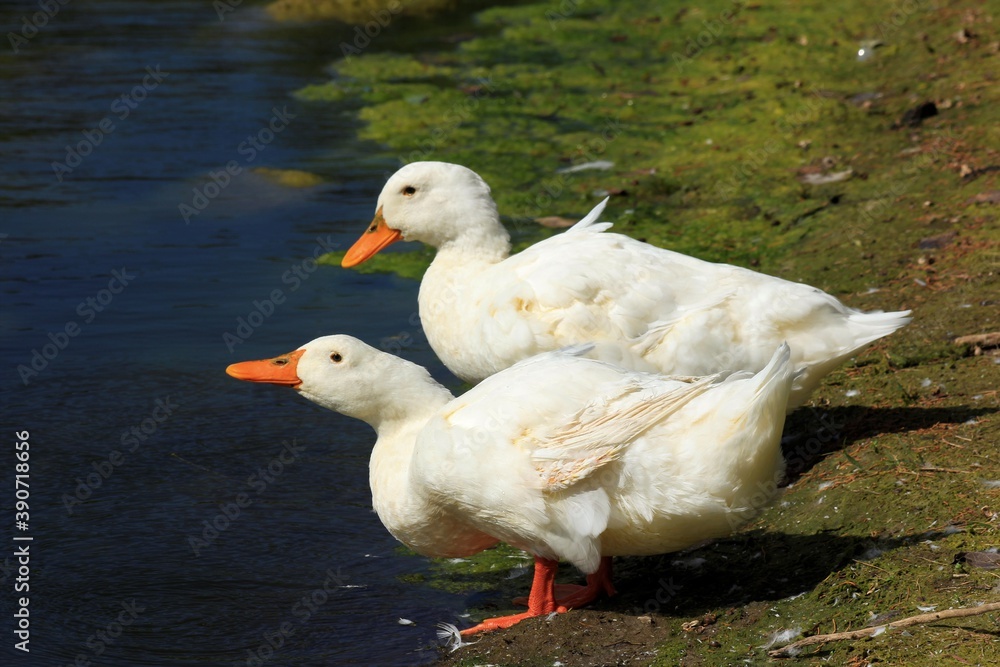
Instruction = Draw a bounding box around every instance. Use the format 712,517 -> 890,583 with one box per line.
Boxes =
918,231 -> 955,249
968,190 -> 1000,204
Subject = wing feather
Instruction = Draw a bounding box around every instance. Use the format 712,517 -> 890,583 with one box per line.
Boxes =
530,374 -> 721,491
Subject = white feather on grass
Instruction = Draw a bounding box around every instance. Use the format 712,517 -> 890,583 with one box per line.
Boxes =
436,622 -> 478,653
761,626 -> 802,649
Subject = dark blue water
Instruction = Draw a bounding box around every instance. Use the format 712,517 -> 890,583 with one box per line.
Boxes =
0,1 -> 470,664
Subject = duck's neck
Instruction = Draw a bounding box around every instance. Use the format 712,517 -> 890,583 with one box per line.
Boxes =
439,236 -> 510,266
366,381 -> 453,443
367,384 -> 452,543
434,205 -> 512,263
415,225 -> 510,385
421,219 -> 510,314
367,384 -> 499,558
367,381 -> 453,494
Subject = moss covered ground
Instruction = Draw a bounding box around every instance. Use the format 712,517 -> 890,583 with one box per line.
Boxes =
266,0 -> 459,24
302,0 -> 999,663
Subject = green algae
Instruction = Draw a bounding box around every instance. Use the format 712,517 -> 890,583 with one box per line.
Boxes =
297,0 -> 997,269
251,166 -> 325,188
317,246 -> 434,281
299,0 -> 999,664
266,0 -> 457,24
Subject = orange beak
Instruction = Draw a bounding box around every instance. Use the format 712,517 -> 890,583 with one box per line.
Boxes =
342,207 -> 402,268
226,349 -> 305,388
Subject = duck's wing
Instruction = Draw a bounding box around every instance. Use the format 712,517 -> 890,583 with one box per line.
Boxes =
471,221 -> 735,371
529,372 -> 720,492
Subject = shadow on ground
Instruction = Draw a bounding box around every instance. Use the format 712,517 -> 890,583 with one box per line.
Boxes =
781,404 -> 997,482
458,528 -> 958,621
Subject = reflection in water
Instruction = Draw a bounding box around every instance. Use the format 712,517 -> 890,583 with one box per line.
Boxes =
0,1 -> 470,664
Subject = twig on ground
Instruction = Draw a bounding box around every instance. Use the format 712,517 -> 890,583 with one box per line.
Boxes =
954,332 -> 1000,351
768,601 -> 1000,658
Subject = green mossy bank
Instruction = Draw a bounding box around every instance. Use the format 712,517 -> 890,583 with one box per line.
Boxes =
304,0 -> 999,664
266,0 -> 457,24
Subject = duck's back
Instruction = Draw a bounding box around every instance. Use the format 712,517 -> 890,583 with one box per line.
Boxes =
423,223 -> 907,407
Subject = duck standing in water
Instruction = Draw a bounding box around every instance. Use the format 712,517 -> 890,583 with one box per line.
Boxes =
342,161 -> 910,409
228,335 -> 794,633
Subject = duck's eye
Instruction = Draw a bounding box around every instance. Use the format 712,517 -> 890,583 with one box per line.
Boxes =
402,185 -> 416,196
330,352 -> 343,363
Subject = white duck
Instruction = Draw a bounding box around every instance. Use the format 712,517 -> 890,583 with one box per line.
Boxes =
227,335 -> 794,634
342,161 -> 910,409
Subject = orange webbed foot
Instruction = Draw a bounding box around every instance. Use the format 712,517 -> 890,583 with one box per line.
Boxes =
459,606 -> 569,636
460,556 -> 567,635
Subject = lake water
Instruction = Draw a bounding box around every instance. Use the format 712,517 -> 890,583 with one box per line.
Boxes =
0,1 -> 475,664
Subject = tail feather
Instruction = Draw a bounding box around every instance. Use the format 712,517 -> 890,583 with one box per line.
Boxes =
787,309 -> 910,410
846,309 -> 912,348
754,342 -> 793,399
566,198 -> 612,234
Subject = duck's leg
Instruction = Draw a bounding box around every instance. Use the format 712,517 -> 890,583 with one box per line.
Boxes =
512,556 -> 616,609
555,556 -> 616,608
460,556 -> 568,635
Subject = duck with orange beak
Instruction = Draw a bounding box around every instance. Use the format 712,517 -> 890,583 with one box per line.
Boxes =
341,161 -> 910,410
227,335 -> 794,635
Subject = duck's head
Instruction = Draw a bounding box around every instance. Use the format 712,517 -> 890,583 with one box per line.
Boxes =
342,162 -> 507,267
226,334 -> 450,428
